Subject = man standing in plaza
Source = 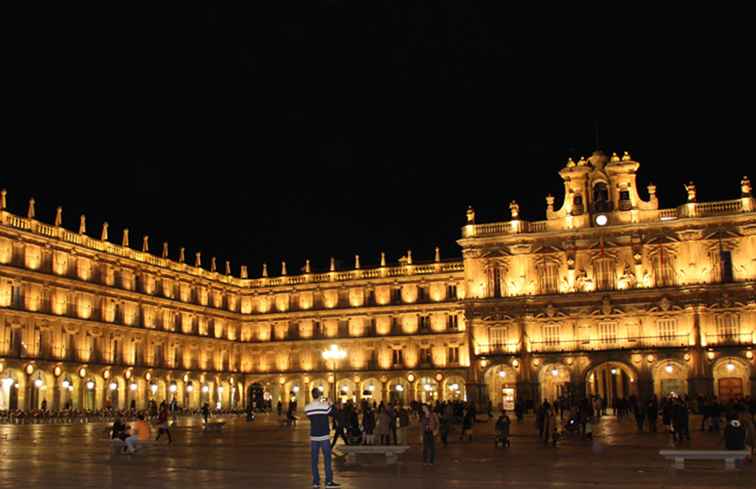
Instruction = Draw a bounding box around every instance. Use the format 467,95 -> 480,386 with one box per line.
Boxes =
305,388 -> 340,488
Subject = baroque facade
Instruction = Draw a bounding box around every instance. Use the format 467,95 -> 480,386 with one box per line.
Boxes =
0,150 -> 754,412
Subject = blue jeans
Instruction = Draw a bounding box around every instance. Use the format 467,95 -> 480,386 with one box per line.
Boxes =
310,439 -> 333,485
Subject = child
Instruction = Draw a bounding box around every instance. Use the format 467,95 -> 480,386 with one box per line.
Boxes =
584,415 -> 594,439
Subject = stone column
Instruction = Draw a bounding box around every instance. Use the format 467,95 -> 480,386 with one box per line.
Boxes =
687,306 -> 713,399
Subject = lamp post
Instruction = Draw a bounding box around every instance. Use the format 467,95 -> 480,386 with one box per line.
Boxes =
321,344 -> 346,402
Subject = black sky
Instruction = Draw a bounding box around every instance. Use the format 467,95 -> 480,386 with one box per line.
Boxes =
3,4 -> 753,275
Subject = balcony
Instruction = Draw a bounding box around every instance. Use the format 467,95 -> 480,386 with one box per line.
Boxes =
476,334 -> 691,356
705,332 -> 754,347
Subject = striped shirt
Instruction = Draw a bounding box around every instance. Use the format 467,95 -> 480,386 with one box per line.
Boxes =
305,400 -> 333,441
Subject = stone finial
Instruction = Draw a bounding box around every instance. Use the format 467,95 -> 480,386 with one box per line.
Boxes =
162,242 -> 169,258
354,254 -> 360,269
406,249 -> 413,265
741,176 -> 752,196
622,151 -> 632,161
0,189 -> 6,210
380,252 -> 386,267
142,235 -> 149,252
305,259 -> 311,274
509,200 -> 520,219
684,181 -> 697,202
194,252 -> 201,268
546,194 -> 555,211
79,214 -> 86,235
211,257 -> 217,272
577,156 -> 587,166
262,263 -> 268,277
100,222 -> 109,241
434,246 -> 440,262
566,157 -> 576,168
647,182 -> 656,197
240,265 -> 248,278
610,152 -> 620,162
466,205 -> 475,224
122,228 -> 129,247
225,260 -> 231,275
27,198 -> 36,219
329,257 -> 335,272
179,247 -> 186,263
281,261 -> 287,276
54,206 -> 63,227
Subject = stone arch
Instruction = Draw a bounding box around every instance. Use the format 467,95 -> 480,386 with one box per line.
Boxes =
415,376 -> 439,404
538,363 -> 573,404
584,361 -> 638,409
387,377 -> 409,406
651,358 -> 690,398
308,377 -> 330,403
26,366 -> 55,411
484,364 -> 518,409
442,375 -> 466,402
359,377 -> 382,404
336,378 -> 357,404
712,356 -> 752,401
0,367 -> 24,411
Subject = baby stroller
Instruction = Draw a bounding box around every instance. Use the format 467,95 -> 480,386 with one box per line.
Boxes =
494,415 -> 511,448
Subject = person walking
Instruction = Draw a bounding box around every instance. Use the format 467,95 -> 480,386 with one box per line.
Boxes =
155,404 -> 173,444
421,404 -> 439,465
397,407 -> 410,445
331,403 -> 347,447
646,396 -> 658,432
362,407 -> 375,445
201,402 -> 210,425
439,410 -> 450,447
125,414 -> 151,453
305,388 -> 340,488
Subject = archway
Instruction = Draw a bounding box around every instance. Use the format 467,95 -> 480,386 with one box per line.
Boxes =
712,357 -> 751,401
539,363 -> 572,404
27,368 -> 54,411
308,378 -> 329,403
485,365 -> 517,410
387,377 -> 409,406
284,379 -> 303,410
336,378 -> 357,404
442,376 -> 467,403
652,359 -> 689,398
585,361 -> 637,411
415,377 -> 439,404
0,368 -> 23,411
359,377 -> 382,404
247,382 -> 264,411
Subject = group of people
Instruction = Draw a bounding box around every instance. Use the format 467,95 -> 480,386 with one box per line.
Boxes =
110,400 -> 175,453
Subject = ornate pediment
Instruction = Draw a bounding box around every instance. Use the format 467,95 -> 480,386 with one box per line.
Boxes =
646,295 -> 685,313
533,302 -> 569,319
588,296 -> 625,316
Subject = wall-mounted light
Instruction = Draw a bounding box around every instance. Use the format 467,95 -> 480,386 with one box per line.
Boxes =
551,368 -> 559,377
498,371 -> 507,378
395,384 -> 404,392
109,382 -> 118,391
186,382 -> 194,393
610,368 -> 618,375
595,214 -> 608,226
201,385 -> 209,394
62,378 -> 71,389
665,365 -> 674,374
86,380 -> 95,390
726,362 -> 735,372
169,383 -> 177,394
129,382 -> 138,391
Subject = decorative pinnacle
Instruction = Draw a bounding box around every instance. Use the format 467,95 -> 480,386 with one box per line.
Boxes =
122,228 -> 129,248
406,249 -> 413,265
509,200 -> 519,219
27,198 -> 36,219
79,215 -> 86,235
195,252 -> 202,268
354,254 -> 360,269
262,263 -> 268,277
211,257 -> 217,272
100,222 -> 109,241
225,260 -> 231,275
281,261 -> 287,276
434,246 -> 440,262
622,151 -> 632,161
380,252 -> 386,267
142,235 -> 149,253
305,259 -> 311,274
330,257 -> 335,272
179,247 -> 186,263
610,152 -> 620,162
0,189 -> 6,210
54,207 -> 63,227
240,265 -> 248,278
162,242 -> 169,259
466,205 -> 475,224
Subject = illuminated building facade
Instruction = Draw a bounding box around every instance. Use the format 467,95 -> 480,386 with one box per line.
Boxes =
0,151 -> 754,412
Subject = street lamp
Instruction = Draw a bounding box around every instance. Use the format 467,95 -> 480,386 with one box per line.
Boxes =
322,344 -> 346,402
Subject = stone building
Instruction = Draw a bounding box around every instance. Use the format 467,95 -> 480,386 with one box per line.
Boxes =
0,150 -> 753,412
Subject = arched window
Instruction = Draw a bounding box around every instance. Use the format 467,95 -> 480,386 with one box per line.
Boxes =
592,182 -> 612,212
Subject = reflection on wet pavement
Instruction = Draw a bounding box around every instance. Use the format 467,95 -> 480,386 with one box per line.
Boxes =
0,413 -> 752,488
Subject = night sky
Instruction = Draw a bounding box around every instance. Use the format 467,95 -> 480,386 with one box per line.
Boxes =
4,5 -> 752,276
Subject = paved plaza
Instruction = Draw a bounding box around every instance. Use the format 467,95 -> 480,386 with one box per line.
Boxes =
0,414 -> 753,489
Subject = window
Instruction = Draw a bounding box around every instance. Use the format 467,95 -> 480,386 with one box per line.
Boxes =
716,313 -> 740,341
10,328 -> 23,356
489,326 -> 508,350
447,284 -> 457,299
542,323 -> 560,345
652,248 -> 676,287
112,339 -> 122,363
656,318 -> 678,341
538,261 -> 560,294
593,257 -> 616,291
490,267 -> 502,298
618,189 -> 632,210
391,288 -> 401,303
419,316 -> 430,331
420,348 -> 432,364
711,250 -> 734,283
572,194 -> 584,215
447,347 -> 460,364
448,314 -> 459,330
418,287 -> 429,302
598,320 -> 618,343
392,349 -> 403,367
154,344 -> 163,366
65,333 -> 76,360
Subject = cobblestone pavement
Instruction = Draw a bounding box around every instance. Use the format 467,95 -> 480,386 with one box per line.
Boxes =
0,413 -> 753,489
